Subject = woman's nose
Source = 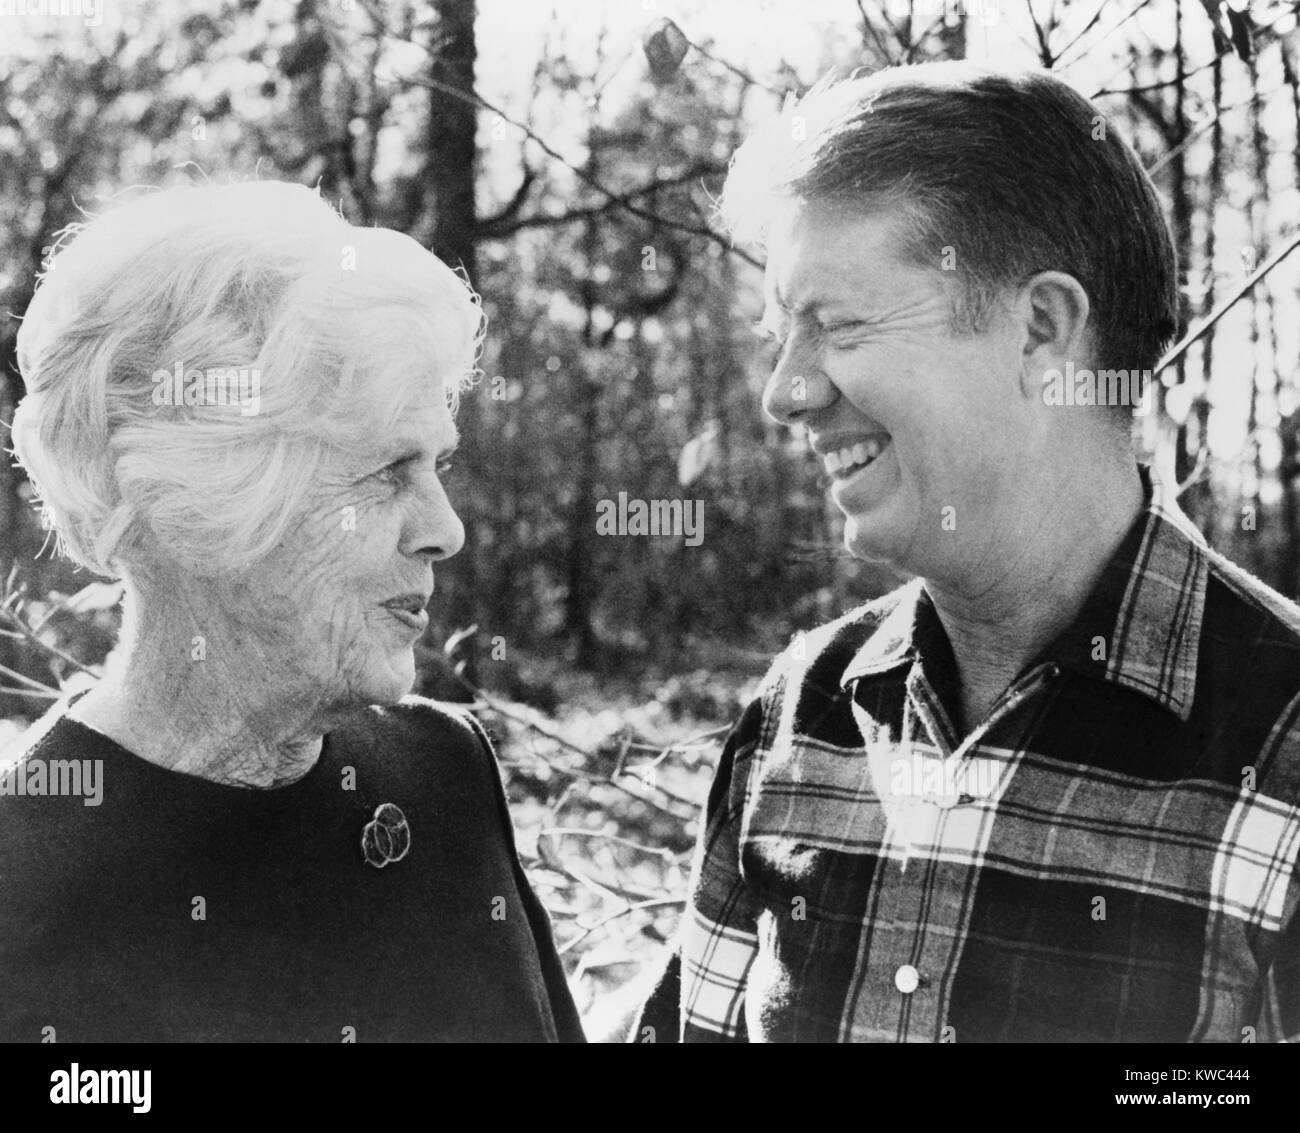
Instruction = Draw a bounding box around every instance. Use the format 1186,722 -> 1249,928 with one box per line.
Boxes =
403,479 -> 465,562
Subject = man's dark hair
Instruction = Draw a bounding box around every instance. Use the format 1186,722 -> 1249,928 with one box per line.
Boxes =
721,62 -> 1179,376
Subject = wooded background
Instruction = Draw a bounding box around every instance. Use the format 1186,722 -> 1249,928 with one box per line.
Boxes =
3,0 -> 1300,1026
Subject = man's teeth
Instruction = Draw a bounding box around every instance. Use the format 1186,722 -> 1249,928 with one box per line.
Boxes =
824,438 -> 885,474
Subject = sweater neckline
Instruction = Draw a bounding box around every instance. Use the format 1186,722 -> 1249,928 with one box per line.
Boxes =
48,690 -> 332,798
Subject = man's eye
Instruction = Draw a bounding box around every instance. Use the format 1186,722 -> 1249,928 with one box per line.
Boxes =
824,322 -> 867,346
436,458 -> 454,477
373,462 -> 404,485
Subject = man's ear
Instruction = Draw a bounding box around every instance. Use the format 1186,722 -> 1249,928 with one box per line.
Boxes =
1017,271 -> 1092,399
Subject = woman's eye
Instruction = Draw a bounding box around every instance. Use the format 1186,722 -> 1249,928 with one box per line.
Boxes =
436,459 -> 454,478
373,463 -> 403,485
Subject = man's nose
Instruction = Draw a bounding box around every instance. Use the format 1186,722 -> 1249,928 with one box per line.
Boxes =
761,334 -> 836,425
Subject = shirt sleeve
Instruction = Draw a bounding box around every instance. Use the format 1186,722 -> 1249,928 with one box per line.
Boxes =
679,694 -> 767,1041
1256,900 -> 1299,1042
632,687 -> 772,1042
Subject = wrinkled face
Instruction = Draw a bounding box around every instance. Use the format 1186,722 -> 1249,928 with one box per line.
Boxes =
223,378 -> 465,715
759,202 -> 1025,581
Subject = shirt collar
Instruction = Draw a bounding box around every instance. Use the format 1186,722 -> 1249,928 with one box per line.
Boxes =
840,465 -> 1208,722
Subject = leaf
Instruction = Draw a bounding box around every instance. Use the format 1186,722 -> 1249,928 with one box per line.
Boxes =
678,425 -> 718,487
443,623 -> 479,657
1197,1 -> 1253,62
61,581 -> 125,614
1226,7 -> 1253,62
643,17 -> 690,84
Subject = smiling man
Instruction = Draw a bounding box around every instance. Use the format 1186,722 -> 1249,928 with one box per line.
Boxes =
634,62 -> 1300,1042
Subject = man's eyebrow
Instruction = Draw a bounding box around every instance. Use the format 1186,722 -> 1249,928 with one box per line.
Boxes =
770,282 -> 855,319
773,285 -> 815,315
770,298 -> 861,328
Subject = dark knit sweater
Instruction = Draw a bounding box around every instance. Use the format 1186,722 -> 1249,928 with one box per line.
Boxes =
0,695 -> 584,1042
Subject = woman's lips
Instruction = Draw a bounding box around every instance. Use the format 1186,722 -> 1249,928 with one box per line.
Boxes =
385,607 -> 429,632
382,597 -> 430,633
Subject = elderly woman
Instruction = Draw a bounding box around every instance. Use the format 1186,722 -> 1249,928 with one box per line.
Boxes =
0,181 -> 583,1042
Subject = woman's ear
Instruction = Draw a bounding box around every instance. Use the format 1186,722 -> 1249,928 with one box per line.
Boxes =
1017,270 -> 1092,400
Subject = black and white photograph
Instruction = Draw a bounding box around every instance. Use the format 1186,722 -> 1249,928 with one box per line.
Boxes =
0,0 -> 1297,1102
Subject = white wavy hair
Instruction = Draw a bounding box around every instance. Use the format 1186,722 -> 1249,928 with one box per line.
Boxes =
10,180 -> 483,578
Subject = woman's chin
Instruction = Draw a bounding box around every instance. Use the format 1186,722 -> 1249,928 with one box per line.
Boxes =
356,654 -> 417,707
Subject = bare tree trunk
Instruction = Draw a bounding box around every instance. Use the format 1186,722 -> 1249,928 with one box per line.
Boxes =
426,0 -> 478,284
425,0 -> 481,674
563,348 -> 600,668
562,110 -> 604,668
1187,54 -> 1224,535
1244,50 -> 1266,575
563,343 -> 600,666
1278,42 -> 1300,597
0,346 -> 15,567
1171,1 -> 1194,486
0,345 -> 17,709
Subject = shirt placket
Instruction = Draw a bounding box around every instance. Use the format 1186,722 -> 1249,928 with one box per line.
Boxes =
845,661 -> 1058,1042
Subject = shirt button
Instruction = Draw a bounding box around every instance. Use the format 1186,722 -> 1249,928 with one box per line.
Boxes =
895,964 -> 922,994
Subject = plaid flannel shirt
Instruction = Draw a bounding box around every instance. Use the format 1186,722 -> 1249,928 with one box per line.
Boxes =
637,466 -> 1300,1042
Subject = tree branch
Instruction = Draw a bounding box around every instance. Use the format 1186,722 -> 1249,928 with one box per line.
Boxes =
385,71 -> 760,268
855,0 -> 900,66
557,897 -> 684,956
354,1 -> 758,267
1155,227 -> 1300,380
1056,0 -> 1149,72
476,166 -> 538,232
475,162 -> 726,240
1024,0 -> 1059,68
1092,5 -> 1293,98
1051,0 -> 1111,63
